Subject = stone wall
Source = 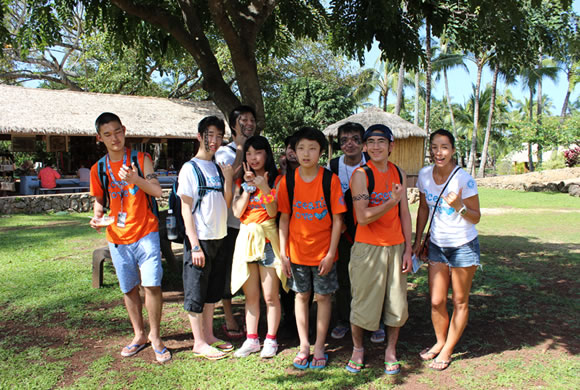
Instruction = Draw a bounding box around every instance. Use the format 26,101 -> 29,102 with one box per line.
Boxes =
1,188 -> 420,215
0,190 -> 171,215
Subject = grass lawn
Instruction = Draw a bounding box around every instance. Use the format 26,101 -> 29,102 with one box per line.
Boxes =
0,189 -> 578,389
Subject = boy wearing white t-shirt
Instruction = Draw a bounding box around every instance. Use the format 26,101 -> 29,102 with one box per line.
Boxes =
178,116 -> 235,360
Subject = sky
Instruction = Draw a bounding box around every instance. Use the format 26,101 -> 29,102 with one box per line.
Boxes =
357,1 -> 580,116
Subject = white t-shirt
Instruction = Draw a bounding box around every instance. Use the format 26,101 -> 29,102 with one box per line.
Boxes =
417,165 -> 478,247
177,158 -> 227,240
215,142 -> 240,229
328,154 -> 367,194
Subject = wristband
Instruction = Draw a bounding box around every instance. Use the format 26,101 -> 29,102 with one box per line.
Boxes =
458,204 -> 467,216
261,193 -> 275,204
241,182 -> 256,193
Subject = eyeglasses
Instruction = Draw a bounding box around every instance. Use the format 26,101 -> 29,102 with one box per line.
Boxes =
339,135 -> 362,146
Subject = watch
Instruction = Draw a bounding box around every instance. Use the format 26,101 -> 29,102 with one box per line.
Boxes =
192,245 -> 202,252
458,205 -> 467,216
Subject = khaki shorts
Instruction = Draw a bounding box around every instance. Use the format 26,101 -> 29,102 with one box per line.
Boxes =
349,242 -> 408,330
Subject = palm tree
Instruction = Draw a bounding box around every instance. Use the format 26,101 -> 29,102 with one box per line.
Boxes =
519,59 -> 559,171
376,59 -> 400,111
351,68 -> 380,111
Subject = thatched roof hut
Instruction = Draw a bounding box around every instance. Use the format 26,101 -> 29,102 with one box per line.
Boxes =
323,107 -> 427,182
0,84 -> 228,139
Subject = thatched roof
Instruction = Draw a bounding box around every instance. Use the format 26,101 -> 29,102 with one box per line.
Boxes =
323,107 -> 427,139
0,84 -> 228,138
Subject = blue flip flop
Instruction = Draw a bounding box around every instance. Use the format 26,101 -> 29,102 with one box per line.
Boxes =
293,353 -> 309,370
121,343 -> 148,357
309,354 -> 328,370
345,359 -> 364,373
384,361 -> 402,375
154,347 -> 172,363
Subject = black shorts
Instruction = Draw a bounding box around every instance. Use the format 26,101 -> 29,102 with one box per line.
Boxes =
183,236 -> 227,313
221,227 -> 239,299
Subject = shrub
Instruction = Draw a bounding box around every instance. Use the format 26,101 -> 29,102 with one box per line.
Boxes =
537,152 -> 566,171
563,146 -> 580,167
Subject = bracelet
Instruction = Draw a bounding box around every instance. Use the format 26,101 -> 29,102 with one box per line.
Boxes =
457,204 -> 467,216
241,182 -> 256,193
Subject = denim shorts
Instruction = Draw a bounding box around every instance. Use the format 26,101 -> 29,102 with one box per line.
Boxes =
428,237 -> 481,268
108,231 -> 163,293
249,242 -> 276,268
288,262 -> 339,295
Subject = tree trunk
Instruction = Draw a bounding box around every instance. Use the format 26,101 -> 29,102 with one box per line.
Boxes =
560,68 -> 572,123
414,71 -> 420,126
395,60 -> 405,115
536,54 -> 543,167
383,88 -> 389,111
477,62 -> 499,178
424,20 -> 432,135
443,67 -> 459,162
467,57 -> 483,176
528,89 -> 535,172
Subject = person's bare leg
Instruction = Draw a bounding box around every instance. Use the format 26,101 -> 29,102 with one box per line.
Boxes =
143,286 -> 166,351
347,324 -> 365,370
188,311 -> 209,353
243,263 -> 262,335
259,266 -> 281,336
294,291 -> 311,360
424,262 -> 451,358
312,293 -> 331,365
384,326 -> 401,373
431,266 -> 477,369
123,285 -> 147,347
202,303 -> 221,344
222,299 -> 240,332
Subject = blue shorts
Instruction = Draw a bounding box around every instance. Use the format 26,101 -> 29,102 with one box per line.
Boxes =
288,262 -> 339,295
108,231 -> 163,293
428,237 -> 481,268
250,242 -> 276,268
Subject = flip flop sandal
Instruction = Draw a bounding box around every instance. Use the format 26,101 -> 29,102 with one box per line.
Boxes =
211,339 -> 234,352
154,347 -> 172,363
222,324 -> 244,340
309,354 -> 328,370
193,346 -> 228,360
429,359 -> 451,371
419,347 -> 439,361
121,343 -> 148,357
293,353 -> 309,370
345,360 -> 364,373
384,361 -> 402,375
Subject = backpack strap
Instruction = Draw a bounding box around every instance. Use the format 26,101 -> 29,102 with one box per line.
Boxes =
286,167 -> 296,213
361,164 -> 374,194
131,150 -> 159,218
322,168 -> 333,216
226,144 -> 236,153
329,157 -> 339,175
97,155 -> 110,211
189,160 -> 224,214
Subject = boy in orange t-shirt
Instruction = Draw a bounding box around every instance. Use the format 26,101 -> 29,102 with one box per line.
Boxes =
345,124 -> 412,376
89,112 -> 170,363
278,127 -> 346,370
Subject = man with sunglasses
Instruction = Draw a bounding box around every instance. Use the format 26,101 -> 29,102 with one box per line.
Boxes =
328,122 -> 368,340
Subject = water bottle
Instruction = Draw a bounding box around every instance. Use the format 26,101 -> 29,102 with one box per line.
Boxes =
166,209 -> 178,240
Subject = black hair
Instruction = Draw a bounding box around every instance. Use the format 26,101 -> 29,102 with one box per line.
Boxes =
284,134 -> 296,148
291,127 -> 328,154
430,128 -> 455,148
228,105 -> 256,136
95,112 -> 121,133
198,116 -> 225,137
337,122 -> 365,139
243,135 -> 278,188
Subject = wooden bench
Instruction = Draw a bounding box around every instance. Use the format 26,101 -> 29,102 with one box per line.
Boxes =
91,209 -> 179,288
40,186 -> 90,194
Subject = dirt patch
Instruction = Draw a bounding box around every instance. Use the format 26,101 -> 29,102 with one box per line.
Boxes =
0,220 -> 83,232
477,167 -> 580,190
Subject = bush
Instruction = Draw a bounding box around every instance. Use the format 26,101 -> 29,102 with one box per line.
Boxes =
537,152 -> 566,171
563,146 -> 580,167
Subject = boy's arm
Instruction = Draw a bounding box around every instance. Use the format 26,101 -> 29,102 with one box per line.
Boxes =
89,195 -> 106,232
398,170 -> 413,273
120,155 -> 162,198
278,212 -> 291,278
181,194 -> 205,267
318,213 -> 343,276
219,163 -> 235,208
351,169 -> 403,226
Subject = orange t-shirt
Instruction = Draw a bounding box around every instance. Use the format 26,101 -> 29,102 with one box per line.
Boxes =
239,176 -> 281,225
278,167 -> 347,266
353,161 -> 404,246
90,150 -> 158,245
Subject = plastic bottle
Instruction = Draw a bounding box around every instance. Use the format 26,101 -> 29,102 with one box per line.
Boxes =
166,209 -> 178,240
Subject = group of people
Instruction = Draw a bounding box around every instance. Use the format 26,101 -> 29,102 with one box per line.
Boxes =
89,105 -> 481,374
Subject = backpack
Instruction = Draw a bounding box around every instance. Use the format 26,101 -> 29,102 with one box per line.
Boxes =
167,159 -> 225,243
285,167 -> 335,218
337,162 -> 402,241
97,149 -> 159,218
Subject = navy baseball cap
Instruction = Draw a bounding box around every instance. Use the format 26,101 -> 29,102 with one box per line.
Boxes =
363,124 -> 394,142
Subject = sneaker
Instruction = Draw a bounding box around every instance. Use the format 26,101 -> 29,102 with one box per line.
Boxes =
234,338 -> 261,358
331,325 -> 350,339
260,338 -> 278,358
370,328 -> 385,343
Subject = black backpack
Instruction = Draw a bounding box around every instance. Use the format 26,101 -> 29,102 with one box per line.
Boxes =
331,161 -> 402,240
285,167 -> 335,218
97,149 -> 159,218
167,160 -> 225,243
